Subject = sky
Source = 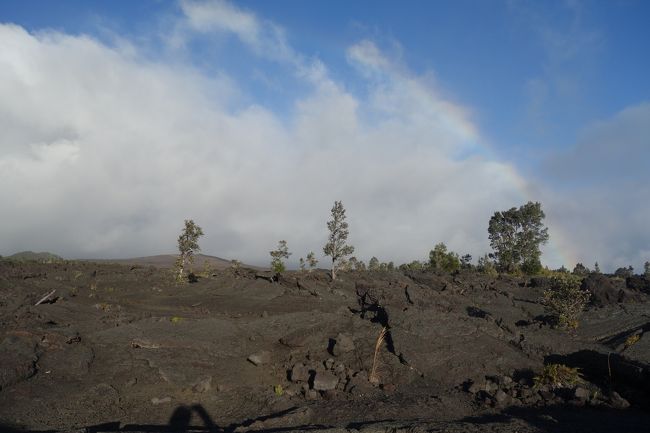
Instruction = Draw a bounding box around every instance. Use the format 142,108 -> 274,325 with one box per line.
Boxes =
0,0 -> 648,271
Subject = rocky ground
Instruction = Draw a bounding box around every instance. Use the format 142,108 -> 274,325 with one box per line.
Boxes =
0,260 -> 649,433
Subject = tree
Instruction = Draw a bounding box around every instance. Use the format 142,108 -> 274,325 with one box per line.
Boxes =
368,257 -> 380,271
460,254 -> 473,270
270,240 -> 291,273
299,257 -> 306,272
175,219 -> 204,282
593,262 -> 601,274
644,261 -> 650,279
348,256 -> 366,271
428,243 -> 461,273
572,263 -> 589,276
323,201 -> 354,280
614,266 -> 633,279
477,254 -> 498,276
270,241 -> 291,273
488,201 -> 549,274
306,252 -> 318,272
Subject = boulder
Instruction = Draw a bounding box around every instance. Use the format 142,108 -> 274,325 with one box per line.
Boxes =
312,371 -> 339,391
290,363 -> 310,383
332,333 -> 355,356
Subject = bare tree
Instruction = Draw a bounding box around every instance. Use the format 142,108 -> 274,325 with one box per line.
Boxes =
175,219 -> 204,282
323,201 -> 354,280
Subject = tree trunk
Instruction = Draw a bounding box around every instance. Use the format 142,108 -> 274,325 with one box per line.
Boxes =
331,259 -> 336,281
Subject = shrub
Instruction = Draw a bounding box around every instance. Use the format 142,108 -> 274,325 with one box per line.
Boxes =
534,363 -> 583,390
542,274 -> 591,329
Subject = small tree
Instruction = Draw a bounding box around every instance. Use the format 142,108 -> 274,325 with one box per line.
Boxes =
368,257 -> 380,271
429,242 -> 461,273
299,257 -> 306,272
306,252 -> 318,272
323,201 -> 354,280
270,240 -> 291,273
477,254 -> 498,276
593,262 -> 601,274
175,219 -> 204,282
542,274 -> 591,330
460,254 -> 473,270
488,201 -> 549,274
644,261 -> 650,279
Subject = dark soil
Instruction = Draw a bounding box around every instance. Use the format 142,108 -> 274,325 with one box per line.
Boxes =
1,261 -> 649,433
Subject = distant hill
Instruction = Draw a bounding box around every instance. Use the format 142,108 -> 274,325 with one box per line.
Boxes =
3,251 -> 64,263
86,254 -> 262,270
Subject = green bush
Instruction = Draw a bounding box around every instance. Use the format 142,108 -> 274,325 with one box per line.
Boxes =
542,274 -> 591,329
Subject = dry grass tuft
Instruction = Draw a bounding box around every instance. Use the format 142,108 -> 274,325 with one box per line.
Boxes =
369,327 -> 387,384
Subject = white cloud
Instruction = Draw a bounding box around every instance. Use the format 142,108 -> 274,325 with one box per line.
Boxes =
0,20 -> 533,267
178,0 -> 295,63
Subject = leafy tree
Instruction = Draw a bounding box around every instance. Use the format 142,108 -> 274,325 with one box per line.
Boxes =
644,261 -> 650,279
270,240 -> 291,273
323,201 -> 354,280
368,257 -> 380,271
572,263 -> 589,276
348,256 -> 366,271
488,201 -> 549,274
428,242 -> 461,273
175,219 -> 204,282
614,266 -> 633,279
306,252 -> 318,272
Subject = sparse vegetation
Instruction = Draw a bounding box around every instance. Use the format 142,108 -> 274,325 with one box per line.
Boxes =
534,363 -> 583,390
488,201 -> 549,274
175,219 -> 204,283
323,200 -> 354,280
542,274 -> 591,330
270,240 -> 291,273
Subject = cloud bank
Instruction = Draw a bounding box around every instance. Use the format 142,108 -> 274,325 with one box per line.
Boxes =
0,1 -> 646,271
0,11 -> 532,267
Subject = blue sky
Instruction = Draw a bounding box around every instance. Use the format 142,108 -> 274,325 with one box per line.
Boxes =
1,0 -> 649,271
